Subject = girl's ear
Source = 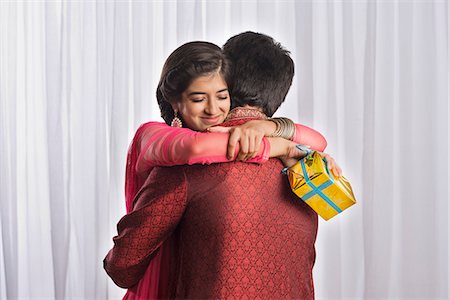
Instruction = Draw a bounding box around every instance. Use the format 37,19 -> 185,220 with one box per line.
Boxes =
171,102 -> 180,114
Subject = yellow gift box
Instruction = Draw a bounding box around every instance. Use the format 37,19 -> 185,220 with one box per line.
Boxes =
285,150 -> 356,221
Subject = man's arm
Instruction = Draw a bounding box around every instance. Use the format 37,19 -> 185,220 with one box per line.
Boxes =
104,167 -> 188,288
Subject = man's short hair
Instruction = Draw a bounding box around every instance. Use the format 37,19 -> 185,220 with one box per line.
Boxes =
222,31 -> 294,117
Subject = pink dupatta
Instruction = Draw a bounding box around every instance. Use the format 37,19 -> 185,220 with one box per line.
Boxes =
122,123 -> 170,300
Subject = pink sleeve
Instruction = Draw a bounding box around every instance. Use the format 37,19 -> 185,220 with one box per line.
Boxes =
136,122 -> 270,174
292,124 -> 328,152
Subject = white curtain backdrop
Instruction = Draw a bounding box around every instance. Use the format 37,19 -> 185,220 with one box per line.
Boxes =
0,1 -> 448,299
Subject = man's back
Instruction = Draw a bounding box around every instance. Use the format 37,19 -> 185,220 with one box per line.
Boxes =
166,158 -> 318,298
104,112 -> 320,299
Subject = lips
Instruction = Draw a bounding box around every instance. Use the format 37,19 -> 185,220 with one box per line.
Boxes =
201,116 -> 222,125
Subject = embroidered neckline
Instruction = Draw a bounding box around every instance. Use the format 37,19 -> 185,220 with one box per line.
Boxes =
225,107 -> 268,121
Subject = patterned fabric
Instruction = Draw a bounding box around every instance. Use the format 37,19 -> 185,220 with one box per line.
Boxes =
105,108 -> 323,299
105,159 -> 318,299
224,107 -> 268,121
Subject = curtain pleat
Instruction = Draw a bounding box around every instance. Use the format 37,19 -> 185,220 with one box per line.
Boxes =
0,1 -> 447,299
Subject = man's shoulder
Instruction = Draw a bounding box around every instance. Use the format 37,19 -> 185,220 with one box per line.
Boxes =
179,158 -> 284,174
146,165 -> 188,184
149,158 -> 284,179
151,165 -> 188,173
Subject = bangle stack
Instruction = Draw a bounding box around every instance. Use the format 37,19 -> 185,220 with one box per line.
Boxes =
269,117 -> 295,140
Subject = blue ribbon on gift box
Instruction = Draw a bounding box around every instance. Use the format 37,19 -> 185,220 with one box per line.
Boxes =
300,158 -> 342,213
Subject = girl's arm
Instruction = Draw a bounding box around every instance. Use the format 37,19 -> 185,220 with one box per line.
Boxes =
134,119 -> 327,174
135,122 -> 270,174
208,120 -> 328,161
125,121 -> 327,212
293,123 -> 327,151
218,119 -> 327,151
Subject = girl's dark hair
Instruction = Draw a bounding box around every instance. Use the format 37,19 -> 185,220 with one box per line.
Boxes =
157,41 -> 231,124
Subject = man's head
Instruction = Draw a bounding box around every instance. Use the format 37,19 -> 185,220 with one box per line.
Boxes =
222,31 -> 294,117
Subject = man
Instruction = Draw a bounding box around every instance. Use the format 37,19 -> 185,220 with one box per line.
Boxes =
104,32 -> 325,299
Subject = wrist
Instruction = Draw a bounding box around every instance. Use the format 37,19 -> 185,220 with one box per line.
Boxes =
285,141 -> 296,158
268,117 -> 295,140
247,120 -> 276,136
267,137 -> 288,158
263,120 -> 277,136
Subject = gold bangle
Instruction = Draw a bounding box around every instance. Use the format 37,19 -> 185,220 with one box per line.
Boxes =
269,117 -> 295,140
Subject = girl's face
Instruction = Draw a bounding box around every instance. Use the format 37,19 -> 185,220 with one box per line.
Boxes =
174,72 -> 230,131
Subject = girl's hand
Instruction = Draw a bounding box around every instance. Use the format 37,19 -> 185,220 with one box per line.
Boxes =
207,121 -> 266,161
278,141 -> 308,168
279,144 -> 343,178
316,152 -> 342,177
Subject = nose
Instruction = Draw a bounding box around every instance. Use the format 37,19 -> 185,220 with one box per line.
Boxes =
205,98 -> 219,115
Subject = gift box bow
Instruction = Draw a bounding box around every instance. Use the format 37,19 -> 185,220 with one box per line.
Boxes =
284,146 -> 356,221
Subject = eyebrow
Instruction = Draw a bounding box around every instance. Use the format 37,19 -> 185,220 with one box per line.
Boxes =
187,88 -> 228,96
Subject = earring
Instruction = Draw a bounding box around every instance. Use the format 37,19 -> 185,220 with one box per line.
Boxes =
171,111 -> 182,128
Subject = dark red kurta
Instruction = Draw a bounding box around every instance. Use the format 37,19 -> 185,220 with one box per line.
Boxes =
104,117 -> 318,299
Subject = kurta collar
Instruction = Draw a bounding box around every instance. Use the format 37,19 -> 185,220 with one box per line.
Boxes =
224,107 -> 268,122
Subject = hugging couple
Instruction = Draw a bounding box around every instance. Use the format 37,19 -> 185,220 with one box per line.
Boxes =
104,31 -> 341,299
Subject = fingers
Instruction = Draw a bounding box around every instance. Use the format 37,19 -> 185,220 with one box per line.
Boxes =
246,135 -> 256,161
241,134 -> 257,161
286,149 -> 344,178
252,135 -> 262,159
237,135 -> 249,161
321,153 -> 343,177
207,125 -> 237,160
245,131 -> 264,160
228,127 -> 251,161
225,125 -> 265,161
233,129 -> 264,161
334,165 -> 343,177
292,145 -> 308,159
227,128 -> 240,160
